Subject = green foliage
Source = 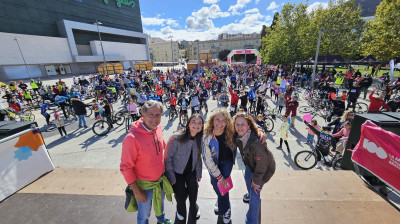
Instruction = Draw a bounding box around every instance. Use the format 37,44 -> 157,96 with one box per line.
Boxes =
362,0 -> 400,61
218,49 -> 231,61
260,0 -> 364,65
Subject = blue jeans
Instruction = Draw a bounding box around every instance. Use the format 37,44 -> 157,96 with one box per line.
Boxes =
245,166 -> 263,224
306,133 -> 314,144
210,160 -> 233,215
135,183 -> 166,224
78,115 -> 87,127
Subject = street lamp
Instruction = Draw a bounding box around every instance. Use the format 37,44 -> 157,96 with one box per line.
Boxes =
93,20 -> 109,75
168,35 -> 174,70
312,28 -> 329,84
14,37 -> 31,79
244,40 -> 247,65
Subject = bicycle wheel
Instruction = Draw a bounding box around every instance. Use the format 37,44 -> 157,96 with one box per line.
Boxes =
294,150 -> 317,170
263,117 -> 274,132
333,158 -> 342,170
298,105 -> 313,114
169,109 -> 175,120
85,107 -> 93,117
355,102 -> 368,113
180,114 -> 188,127
92,120 -> 110,136
125,116 -> 131,133
114,111 -> 125,126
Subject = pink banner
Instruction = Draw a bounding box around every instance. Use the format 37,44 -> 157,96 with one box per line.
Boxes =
257,56 -> 261,65
352,121 -> 400,192
227,57 -> 231,65
235,50 -> 252,54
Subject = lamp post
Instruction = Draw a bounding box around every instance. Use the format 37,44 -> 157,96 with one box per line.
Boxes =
197,40 -> 200,69
94,20 -> 109,75
14,37 -> 31,79
244,40 -> 247,65
168,35 -> 174,69
312,28 -> 328,84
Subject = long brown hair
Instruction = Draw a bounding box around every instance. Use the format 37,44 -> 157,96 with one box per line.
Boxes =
204,108 -> 235,148
233,113 -> 259,138
175,114 -> 204,156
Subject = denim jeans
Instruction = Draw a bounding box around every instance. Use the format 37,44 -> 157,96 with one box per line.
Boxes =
244,166 -> 263,224
78,115 -> 87,127
135,183 -> 166,224
306,133 -> 314,144
210,160 -> 233,215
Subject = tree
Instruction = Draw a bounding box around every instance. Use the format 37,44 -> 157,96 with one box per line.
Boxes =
271,12 -> 279,30
260,25 -> 267,38
362,0 -> 400,61
218,49 -> 231,61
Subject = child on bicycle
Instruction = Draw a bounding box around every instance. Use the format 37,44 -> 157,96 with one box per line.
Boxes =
102,100 -> 113,128
92,99 -> 100,119
305,119 -> 320,145
126,98 -> 138,121
304,121 -> 337,169
332,121 -> 351,154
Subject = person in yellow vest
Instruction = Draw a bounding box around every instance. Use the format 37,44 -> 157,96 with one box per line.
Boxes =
8,81 -> 17,93
30,79 -> 39,94
334,73 -> 345,94
23,89 -> 33,107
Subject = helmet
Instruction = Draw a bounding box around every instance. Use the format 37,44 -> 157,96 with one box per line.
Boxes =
44,100 -> 50,104
322,126 -> 332,132
55,95 -> 61,101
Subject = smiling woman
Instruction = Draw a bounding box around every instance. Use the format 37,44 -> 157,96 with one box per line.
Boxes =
165,114 -> 204,223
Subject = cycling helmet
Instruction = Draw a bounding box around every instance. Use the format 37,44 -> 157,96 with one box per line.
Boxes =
322,126 -> 332,132
55,95 -> 61,101
44,100 -> 50,104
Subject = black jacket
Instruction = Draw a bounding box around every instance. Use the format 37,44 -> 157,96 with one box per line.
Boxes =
71,99 -> 87,115
307,123 -> 336,152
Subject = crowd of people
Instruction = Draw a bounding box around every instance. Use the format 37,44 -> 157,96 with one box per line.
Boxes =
1,63 -> 400,224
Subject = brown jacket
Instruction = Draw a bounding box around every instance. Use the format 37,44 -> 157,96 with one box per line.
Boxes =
235,131 -> 276,186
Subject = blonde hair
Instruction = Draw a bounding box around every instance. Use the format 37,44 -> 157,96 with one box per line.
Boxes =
340,110 -> 354,122
204,108 -> 235,148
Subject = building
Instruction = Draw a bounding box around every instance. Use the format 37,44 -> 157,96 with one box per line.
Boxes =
148,41 -> 179,63
0,0 -> 149,80
186,38 -> 261,61
180,40 -> 193,48
179,49 -> 186,59
148,35 -> 165,43
218,32 -> 260,40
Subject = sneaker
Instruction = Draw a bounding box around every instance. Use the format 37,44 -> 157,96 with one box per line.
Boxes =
84,126 -> 88,128
243,193 -> 250,203
196,204 -> 201,220
176,212 -> 184,221
157,219 -> 173,224
325,165 -> 330,171
223,208 -> 231,224
304,142 -> 309,145
276,146 -> 282,150
315,161 -> 322,169
214,201 -> 218,215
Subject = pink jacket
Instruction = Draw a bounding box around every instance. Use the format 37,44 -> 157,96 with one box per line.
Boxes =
306,125 -> 320,135
120,118 -> 166,184
126,103 -> 138,114
332,128 -> 349,141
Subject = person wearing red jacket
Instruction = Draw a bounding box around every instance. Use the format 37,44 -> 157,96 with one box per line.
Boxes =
285,96 -> 299,127
368,88 -> 390,113
229,87 -> 239,115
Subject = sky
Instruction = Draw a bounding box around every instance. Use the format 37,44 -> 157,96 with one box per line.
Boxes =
140,0 -> 331,41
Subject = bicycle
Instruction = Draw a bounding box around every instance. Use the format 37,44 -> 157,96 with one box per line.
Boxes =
294,147 -> 342,170
125,112 -> 138,133
169,105 -> 178,121
354,102 -> 368,113
260,109 -> 274,132
179,106 -> 189,127
92,111 -> 124,136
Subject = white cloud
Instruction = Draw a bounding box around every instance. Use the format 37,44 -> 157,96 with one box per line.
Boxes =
244,8 -> 259,14
203,0 -> 219,4
267,1 -> 279,11
186,4 -> 230,31
142,14 -> 179,27
307,2 -> 329,13
228,0 -> 252,15
255,0 -> 260,4
145,10 -> 272,41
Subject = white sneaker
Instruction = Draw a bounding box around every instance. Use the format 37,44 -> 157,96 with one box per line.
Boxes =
176,212 -> 184,221
315,161 -> 321,169
214,201 -> 218,215
223,208 -> 231,224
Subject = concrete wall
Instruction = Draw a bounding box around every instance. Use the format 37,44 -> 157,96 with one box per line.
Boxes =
90,41 -> 147,61
0,32 -> 73,65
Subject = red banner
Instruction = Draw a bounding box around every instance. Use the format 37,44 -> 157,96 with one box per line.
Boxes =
352,121 -> 400,193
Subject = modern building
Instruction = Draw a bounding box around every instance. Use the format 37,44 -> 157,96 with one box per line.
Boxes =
0,0 -> 149,81
186,38 -> 261,61
218,32 -> 260,40
148,41 -> 179,63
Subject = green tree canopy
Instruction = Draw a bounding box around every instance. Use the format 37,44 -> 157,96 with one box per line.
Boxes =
362,0 -> 400,61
